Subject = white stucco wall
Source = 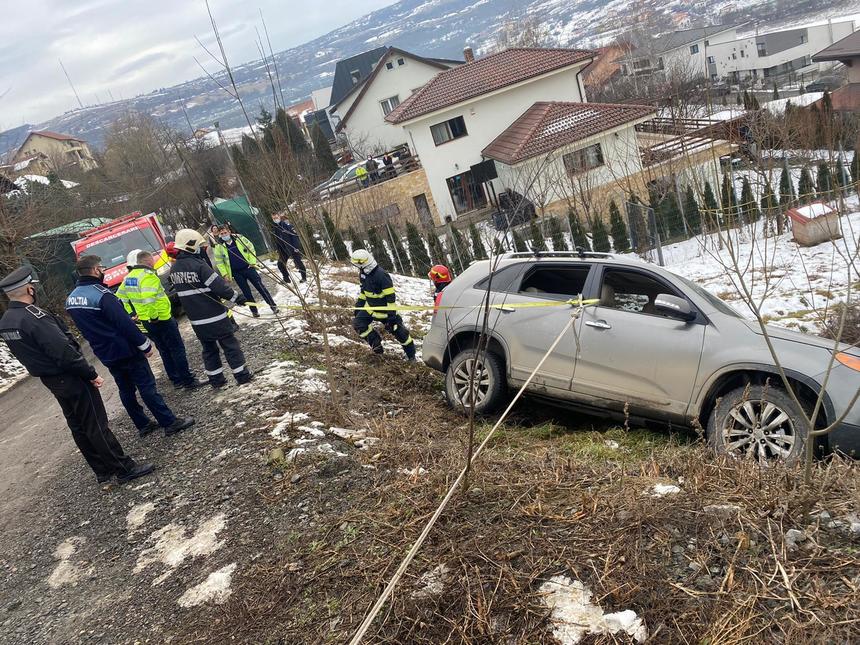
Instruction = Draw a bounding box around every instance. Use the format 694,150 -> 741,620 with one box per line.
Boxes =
400,64 -> 589,221
659,28 -> 737,77
334,53 -> 454,154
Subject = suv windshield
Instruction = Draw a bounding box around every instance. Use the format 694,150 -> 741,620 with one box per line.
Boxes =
674,273 -> 744,319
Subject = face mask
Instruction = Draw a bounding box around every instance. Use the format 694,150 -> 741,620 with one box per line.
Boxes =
220,235 -> 232,242
97,270 -> 106,283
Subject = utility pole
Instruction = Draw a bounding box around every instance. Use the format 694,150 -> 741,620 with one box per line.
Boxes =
59,58 -> 84,109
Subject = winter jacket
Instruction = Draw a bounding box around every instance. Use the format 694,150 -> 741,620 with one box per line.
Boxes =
354,266 -> 397,321
65,276 -> 152,367
272,221 -> 302,257
117,266 -> 172,322
169,250 -> 242,341
213,234 -> 258,281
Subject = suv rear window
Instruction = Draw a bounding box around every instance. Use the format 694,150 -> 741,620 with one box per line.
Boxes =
519,265 -> 590,298
473,264 -> 527,293
600,268 -> 682,316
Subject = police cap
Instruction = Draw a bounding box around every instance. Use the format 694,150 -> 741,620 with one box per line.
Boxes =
0,266 -> 37,293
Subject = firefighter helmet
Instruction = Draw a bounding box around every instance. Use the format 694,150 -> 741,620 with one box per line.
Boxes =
164,241 -> 179,258
428,264 -> 452,285
126,249 -> 143,267
174,229 -> 206,253
350,249 -> 377,273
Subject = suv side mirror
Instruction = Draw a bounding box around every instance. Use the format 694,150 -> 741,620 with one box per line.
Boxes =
654,293 -> 696,322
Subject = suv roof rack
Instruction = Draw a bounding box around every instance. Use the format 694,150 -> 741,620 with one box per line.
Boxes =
502,248 -> 615,260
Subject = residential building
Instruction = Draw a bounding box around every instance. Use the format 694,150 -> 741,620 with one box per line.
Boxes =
12,130 -> 98,172
582,44 -> 630,90
707,20 -> 855,84
329,47 -> 462,154
0,151 -> 51,177
619,25 -> 738,78
385,48 -> 596,220
812,29 -> 860,111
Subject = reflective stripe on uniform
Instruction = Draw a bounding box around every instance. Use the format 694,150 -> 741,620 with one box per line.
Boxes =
230,364 -> 247,373
204,272 -> 218,286
359,325 -> 374,338
190,312 -> 229,326
362,287 -> 396,299
205,367 -> 224,375
138,339 -> 152,351
176,287 -> 212,297
401,336 -> 414,346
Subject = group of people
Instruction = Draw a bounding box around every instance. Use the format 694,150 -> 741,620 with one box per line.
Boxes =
355,154 -> 397,188
0,215 -> 452,488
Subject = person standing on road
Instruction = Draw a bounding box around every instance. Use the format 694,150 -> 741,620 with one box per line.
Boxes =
213,225 -> 279,318
170,229 -> 254,388
0,267 -> 154,484
271,212 -> 307,284
65,256 -> 195,438
350,249 -> 416,361
117,249 -> 205,390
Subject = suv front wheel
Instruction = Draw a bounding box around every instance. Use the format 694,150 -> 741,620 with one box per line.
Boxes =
445,349 -> 506,415
708,384 -> 808,463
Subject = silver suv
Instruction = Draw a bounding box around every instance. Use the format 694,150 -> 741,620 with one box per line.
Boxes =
422,252 -> 860,461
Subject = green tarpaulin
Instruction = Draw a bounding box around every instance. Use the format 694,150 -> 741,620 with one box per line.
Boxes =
209,196 -> 270,254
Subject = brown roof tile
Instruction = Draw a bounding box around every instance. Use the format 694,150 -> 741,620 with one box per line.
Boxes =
482,101 -> 655,165
30,130 -> 85,142
385,48 -> 595,124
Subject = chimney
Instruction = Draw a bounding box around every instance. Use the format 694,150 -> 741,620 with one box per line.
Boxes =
463,46 -> 474,63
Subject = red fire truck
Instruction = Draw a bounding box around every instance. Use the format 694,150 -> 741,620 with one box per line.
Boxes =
71,212 -> 173,288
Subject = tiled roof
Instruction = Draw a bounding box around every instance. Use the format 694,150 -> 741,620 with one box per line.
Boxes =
813,30 -> 860,61
385,48 -> 595,124
30,130 -> 85,142
482,101 -> 656,165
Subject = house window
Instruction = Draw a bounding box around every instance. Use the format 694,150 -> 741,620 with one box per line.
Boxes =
705,40 -> 709,46
350,69 -> 361,84
380,95 -> 400,116
800,33 -> 807,44
740,49 -> 745,58
732,53 -> 737,60
707,55 -> 715,64
757,42 -> 767,56
562,143 -> 604,175
657,57 -> 664,70
711,73 -> 719,81
690,44 -> 699,54
430,116 -> 468,145
397,57 -> 405,66
386,62 -> 394,70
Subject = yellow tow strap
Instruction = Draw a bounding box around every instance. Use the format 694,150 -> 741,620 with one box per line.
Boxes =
236,298 -> 601,313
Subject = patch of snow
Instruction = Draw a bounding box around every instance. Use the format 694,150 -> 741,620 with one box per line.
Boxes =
134,514 -> 226,583
794,203 -> 834,218
126,502 -> 156,533
329,427 -> 368,440
398,466 -> 427,478
540,575 -> 647,644
649,483 -> 681,497
411,564 -> 450,599
270,411 -> 311,440
47,537 -> 92,589
177,563 -> 237,607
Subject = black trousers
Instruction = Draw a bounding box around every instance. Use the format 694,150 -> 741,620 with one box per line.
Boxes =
352,311 -> 415,358
200,333 -> 251,384
277,251 -> 307,283
233,267 -> 276,315
41,375 -> 136,479
143,317 -> 195,386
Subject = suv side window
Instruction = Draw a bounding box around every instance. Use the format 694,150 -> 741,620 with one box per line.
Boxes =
473,264 -> 527,293
600,268 -> 682,316
518,265 -> 591,299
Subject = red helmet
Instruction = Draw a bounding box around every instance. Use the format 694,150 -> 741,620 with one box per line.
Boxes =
428,264 -> 452,285
165,241 -> 179,258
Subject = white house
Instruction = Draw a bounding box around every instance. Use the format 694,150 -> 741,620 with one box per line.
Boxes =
329,47 -> 462,155
706,20 -> 855,83
385,48 -> 596,221
619,25 -> 738,78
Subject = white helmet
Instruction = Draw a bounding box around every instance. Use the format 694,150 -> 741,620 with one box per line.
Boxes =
350,249 -> 377,273
126,249 -> 143,266
175,229 -> 207,253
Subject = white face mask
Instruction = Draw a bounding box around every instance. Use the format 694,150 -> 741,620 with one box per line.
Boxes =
220,234 -> 232,242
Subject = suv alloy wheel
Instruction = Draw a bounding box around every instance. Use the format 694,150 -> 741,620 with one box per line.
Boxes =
445,349 -> 506,414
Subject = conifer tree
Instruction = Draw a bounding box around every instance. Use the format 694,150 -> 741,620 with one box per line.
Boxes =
816,161 -> 833,200
760,179 -> 779,231
798,167 -> 815,204
405,222 -> 432,275
835,157 -> 849,193
387,224 -> 413,275
851,153 -> 860,185
567,208 -> 591,251
275,107 -> 309,156
720,172 -> 739,225
608,200 -> 630,252
310,123 -> 338,176
591,216 -> 611,252
302,221 -> 323,256
683,186 -> 702,235
779,165 -> 795,208
548,216 -> 568,251
347,226 -> 366,253
528,218 -> 547,252
468,222 -> 488,260
451,227 -> 472,271
772,82 -> 779,100
426,229 -> 447,266
740,176 -> 760,222
366,227 -> 394,271
511,227 -> 528,253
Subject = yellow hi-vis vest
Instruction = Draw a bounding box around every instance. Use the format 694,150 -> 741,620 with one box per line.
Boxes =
213,234 -> 258,281
117,267 -> 172,322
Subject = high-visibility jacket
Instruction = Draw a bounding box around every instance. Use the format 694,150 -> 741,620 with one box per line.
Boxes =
116,266 -> 172,322
354,266 -> 397,321
213,234 -> 258,281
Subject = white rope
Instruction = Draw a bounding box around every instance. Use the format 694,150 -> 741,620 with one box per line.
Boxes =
348,307 -> 582,644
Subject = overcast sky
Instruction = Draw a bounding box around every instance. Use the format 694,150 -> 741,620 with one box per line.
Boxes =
0,0 -> 396,129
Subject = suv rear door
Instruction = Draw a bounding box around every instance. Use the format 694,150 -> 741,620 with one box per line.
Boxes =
573,265 -> 706,420
492,262 -> 594,392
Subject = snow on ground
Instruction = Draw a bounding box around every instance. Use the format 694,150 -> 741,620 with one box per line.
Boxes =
0,343 -> 26,393
47,536 -> 93,589
177,563 -> 237,607
134,513 -> 227,585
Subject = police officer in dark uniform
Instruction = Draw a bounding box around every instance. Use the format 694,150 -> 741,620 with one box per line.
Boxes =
0,267 -> 154,485
270,212 -> 307,283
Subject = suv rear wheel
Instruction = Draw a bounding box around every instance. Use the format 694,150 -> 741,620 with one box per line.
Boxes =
707,384 -> 807,463
445,349 -> 506,415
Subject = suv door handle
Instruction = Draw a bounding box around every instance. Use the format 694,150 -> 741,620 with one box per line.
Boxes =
585,319 -> 611,330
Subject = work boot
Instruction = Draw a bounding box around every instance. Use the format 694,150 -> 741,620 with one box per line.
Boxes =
271,306 -> 280,314
236,372 -> 254,385
252,311 -> 261,318
164,417 -> 196,436
96,473 -> 114,484
117,462 -> 155,484
181,378 -> 208,390
139,420 -> 160,437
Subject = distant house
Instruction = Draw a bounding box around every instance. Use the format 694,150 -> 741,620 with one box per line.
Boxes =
708,20 -> 855,84
329,47 -> 462,154
812,29 -> 860,111
582,44 -> 631,90
13,130 -> 98,172
619,25 -> 738,79
385,47 -> 596,219
0,151 -> 51,177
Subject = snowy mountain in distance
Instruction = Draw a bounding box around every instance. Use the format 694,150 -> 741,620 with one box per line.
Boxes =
2,0 -> 855,152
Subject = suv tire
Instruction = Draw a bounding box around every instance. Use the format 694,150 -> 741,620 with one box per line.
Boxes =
445,349 -> 506,415
707,384 -> 807,463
